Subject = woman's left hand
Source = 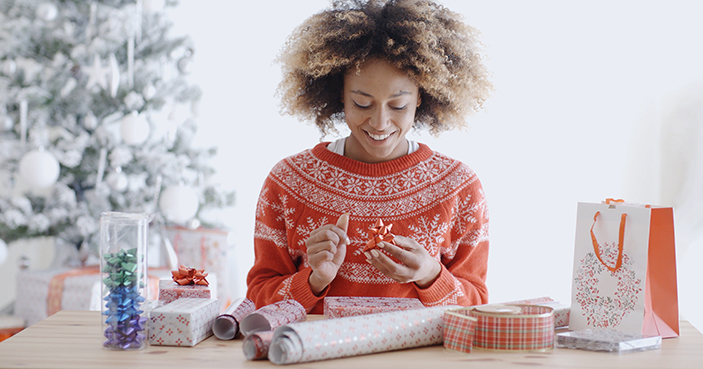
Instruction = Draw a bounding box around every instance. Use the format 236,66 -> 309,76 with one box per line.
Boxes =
364,235 -> 441,288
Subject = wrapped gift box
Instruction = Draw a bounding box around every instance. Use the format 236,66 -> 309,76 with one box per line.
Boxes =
535,301 -> 570,328
14,267 -> 169,326
163,226 -> 232,304
149,298 -> 220,347
323,296 -> 424,319
158,276 -> 218,304
0,314 -> 25,343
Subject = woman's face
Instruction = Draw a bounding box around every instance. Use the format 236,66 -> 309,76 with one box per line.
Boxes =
342,58 -> 421,163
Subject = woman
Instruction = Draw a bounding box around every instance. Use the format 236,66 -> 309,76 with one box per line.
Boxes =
246,0 -> 492,313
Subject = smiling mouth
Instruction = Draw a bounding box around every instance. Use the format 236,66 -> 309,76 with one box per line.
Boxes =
366,131 -> 393,141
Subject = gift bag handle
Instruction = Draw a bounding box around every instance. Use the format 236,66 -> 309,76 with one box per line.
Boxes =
590,211 -> 627,272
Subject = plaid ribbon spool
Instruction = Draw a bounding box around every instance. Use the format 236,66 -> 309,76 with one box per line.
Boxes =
471,304 -> 555,352
443,308 -> 478,353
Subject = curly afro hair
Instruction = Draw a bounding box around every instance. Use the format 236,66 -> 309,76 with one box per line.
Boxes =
276,0 -> 493,137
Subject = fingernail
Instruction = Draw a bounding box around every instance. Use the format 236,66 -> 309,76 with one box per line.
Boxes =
345,237 -> 350,244
370,250 -> 380,258
364,252 -> 371,259
377,242 -> 384,248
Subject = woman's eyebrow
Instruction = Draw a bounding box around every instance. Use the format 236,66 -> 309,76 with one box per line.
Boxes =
350,90 -> 412,98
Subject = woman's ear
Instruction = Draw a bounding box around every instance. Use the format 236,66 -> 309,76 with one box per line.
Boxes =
416,94 -> 422,107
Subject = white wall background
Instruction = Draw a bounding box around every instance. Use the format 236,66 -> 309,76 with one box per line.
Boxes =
167,0 -> 703,331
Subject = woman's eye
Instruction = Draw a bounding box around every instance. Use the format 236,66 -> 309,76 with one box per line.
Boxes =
354,101 -> 371,109
391,105 -> 408,111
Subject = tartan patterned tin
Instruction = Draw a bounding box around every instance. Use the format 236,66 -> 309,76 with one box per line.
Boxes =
471,304 -> 555,352
443,308 -> 478,353
242,330 -> 274,360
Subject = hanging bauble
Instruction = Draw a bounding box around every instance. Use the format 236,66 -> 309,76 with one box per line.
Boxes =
176,49 -> 194,75
1,59 -> 17,76
83,54 -> 109,91
159,184 -> 199,224
142,84 -> 156,100
0,238 -> 7,265
108,53 -> 120,98
83,111 -> 98,130
1,115 -> 12,132
1,106 -> 13,132
106,167 -> 128,192
18,148 -> 61,189
120,111 -> 149,145
36,3 -> 59,21
60,78 -> 77,97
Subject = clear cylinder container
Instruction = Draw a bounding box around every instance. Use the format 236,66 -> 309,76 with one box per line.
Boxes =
100,212 -> 151,350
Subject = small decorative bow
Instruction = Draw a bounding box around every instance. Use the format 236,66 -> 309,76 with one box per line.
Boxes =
171,265 -> 209,286
364,218 -> 396,252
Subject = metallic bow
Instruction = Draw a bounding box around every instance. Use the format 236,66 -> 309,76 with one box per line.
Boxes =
172,265 -> 209,286
364,218 -> 396,252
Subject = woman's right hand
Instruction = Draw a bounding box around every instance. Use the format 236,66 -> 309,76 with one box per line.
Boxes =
305,213 -> 350,295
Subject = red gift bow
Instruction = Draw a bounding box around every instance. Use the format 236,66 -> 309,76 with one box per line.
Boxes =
171,265 -> 209,286
364,218 -> 396,252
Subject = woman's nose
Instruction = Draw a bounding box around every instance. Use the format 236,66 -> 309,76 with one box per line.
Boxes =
369,106 -> 391,130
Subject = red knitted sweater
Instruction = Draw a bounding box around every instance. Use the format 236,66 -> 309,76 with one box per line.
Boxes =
246,142 -> 489,313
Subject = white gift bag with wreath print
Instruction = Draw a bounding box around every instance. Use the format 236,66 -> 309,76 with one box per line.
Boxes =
569,199 -> 679,338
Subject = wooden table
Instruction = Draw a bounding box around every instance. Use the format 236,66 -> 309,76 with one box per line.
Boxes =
0,310 -> 701,368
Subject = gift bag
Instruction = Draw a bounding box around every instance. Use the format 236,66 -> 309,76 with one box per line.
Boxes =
569,199 -> 678,338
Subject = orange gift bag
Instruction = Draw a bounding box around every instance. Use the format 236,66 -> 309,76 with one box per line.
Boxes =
569,199 -> 679,338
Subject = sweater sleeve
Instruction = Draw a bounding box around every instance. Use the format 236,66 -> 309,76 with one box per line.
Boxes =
413,175 -> 489,307
245,173 -> 328,312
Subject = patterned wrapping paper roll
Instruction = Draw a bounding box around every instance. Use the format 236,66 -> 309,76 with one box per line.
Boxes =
243,330 -> 274,360
471,304 -> 555,352
268,305 -> 458,365
240,300 -> 306,337
213,297 -> 256,340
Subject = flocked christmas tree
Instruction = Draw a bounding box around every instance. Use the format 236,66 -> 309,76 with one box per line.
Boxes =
0,0 -> 234,265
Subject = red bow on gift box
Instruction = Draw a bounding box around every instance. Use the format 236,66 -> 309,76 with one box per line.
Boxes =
364,219 -> 396,252
171,265 -> 209,286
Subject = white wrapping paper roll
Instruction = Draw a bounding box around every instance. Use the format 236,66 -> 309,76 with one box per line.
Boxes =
269,305 -> 458,365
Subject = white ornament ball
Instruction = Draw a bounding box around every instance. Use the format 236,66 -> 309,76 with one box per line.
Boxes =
142,84 -> 156,100
120,111 -> 150,145
19,149 -> 60,189
2,59 -> 17,76
1,114 -> 13,132
0,238 -> 7,265
83,111 -> 98,130
159,185 -> 199,224
36,3 -> 59,21
106,170 -> 128,192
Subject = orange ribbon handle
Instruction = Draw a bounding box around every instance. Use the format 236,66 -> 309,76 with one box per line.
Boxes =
590,211 -> 626,272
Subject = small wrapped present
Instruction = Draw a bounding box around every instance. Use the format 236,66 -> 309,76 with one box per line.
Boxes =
149,298 -> 219,347
158,265 -> 216,304
534,301 -> 570,328
158,280 -> 212,304
323,296 -> 424,319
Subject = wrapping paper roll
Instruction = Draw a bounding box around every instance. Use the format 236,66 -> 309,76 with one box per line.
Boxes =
471,304 -> 555,352
243,330 -> 274,360
269,305 -> 457,365
240,300 -> 306,337
213,297 -> 257,340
